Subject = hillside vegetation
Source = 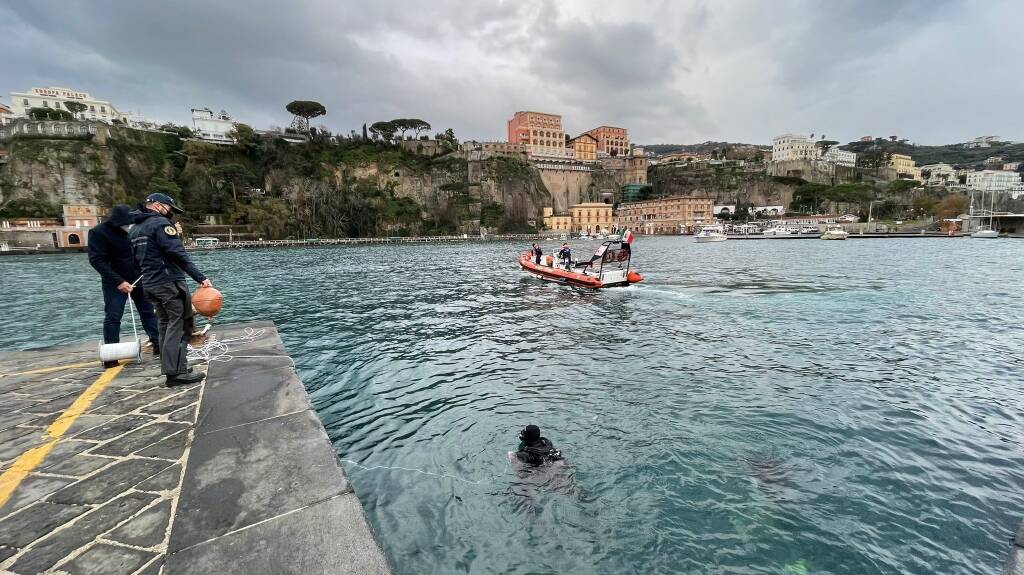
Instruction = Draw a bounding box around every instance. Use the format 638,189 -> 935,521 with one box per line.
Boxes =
0,127 -> 547,238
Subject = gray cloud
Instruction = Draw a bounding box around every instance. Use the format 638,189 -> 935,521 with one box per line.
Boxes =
1,0 -> 1022,144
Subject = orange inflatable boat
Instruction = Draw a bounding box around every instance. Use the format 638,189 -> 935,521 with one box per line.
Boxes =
520,239 -> 643,289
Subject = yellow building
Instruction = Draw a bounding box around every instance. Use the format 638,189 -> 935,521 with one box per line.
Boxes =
542,207 -> 573,231
567,133 -> 598,162
569,202 -> 613,234
889,153 -> 922,180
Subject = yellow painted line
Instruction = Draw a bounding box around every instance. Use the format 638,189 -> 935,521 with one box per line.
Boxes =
0,364 -> 124,509
0,361 -> 99,378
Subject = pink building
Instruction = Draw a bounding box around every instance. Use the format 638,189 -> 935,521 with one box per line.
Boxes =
585,126 -> 629,157
507,111 -> 566,158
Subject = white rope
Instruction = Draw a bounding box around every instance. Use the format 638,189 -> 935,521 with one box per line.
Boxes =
186,327 -> 294,366
339,457 -> 511,486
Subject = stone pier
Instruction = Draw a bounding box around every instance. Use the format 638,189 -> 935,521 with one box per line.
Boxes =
0,321 -> 389,574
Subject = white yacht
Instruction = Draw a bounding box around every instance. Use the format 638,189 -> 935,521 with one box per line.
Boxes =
695,225 -> 727,243
820,225 -> 849,240
971,190 -> 1000,238
762,226 -> 794,236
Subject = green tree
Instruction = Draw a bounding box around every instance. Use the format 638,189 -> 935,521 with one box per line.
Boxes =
889,179 -> 919,193
391,119 -> 413,140
792,182 -> 830,212
369,121 -> 398,142
160,123 -> 194,138
240,198 -> 291,240
28,107 -> 73,120
147,177 -> 182,197
435,128 -> 458,149
212,163 -> 255,201
480,201 -> 504,228
63,101 -> 88,118
934,194 -> 968,219
285,100 -> 327,132
0,198 -> 62,218
408,119 -> 431,138
227,123 -> 259,147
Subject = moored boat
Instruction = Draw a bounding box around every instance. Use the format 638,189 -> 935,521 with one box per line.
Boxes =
820,225 -> 849,240
695,224 -> 727,243
970,227 -> 999,238
762,226 -> 794,236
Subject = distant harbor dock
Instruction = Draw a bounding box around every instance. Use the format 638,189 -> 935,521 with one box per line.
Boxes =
0,322 -> 390,574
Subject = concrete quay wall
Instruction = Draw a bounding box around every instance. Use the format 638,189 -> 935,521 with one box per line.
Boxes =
0,321 -> 390,574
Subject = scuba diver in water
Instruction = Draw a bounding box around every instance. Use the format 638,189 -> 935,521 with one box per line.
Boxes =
514,425 -> 563,466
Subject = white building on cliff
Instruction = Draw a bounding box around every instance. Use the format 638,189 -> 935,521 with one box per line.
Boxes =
191,108 -> 235,143
9,87 -> 129,124
966,170 -> 1021,193
772,134 -> 818,162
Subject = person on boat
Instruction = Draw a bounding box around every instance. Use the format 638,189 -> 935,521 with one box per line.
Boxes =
514,425 -> 563,466
558,243 -> 572,269
532,243 -> 543,265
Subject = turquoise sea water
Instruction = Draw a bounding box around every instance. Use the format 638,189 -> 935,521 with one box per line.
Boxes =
1,237 -> 1023,574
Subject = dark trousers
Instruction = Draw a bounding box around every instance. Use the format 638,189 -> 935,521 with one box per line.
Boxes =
147,281 -> 195,376
102,282 -> 160,344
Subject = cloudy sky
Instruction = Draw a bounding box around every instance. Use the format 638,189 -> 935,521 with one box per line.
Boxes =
2,0 -> 1022,145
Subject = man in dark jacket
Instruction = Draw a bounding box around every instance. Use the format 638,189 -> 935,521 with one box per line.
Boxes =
88,204 -> 160,368
129,193 -> 212,386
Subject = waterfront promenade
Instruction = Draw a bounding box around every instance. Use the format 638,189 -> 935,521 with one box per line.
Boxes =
0,322 -> 389,574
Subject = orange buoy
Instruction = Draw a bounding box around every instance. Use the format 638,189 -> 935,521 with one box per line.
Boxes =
192,286 -> 223,318
545,255 -> 554,266
627,271 -> 644,284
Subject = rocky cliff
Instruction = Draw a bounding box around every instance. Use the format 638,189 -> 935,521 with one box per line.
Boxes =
0,126 -> 551,238
649,162 -> 796,207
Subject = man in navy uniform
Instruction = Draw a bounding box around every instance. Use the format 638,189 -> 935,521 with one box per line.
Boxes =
130,193 -> 212,386
88,204 -> 161,368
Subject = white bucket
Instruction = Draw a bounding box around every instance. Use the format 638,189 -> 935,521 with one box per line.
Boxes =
98,341 -> 142,363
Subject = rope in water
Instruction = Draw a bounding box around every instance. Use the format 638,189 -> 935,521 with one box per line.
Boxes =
340,457 -> 512,486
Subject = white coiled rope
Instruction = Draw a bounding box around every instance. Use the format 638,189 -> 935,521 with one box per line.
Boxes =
186,326 -> 294,366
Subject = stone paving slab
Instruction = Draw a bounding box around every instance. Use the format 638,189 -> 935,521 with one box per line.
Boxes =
165,493 -> 390,575
0,336 -> 202,575
164,322 -> 391,574
0,321 -> 390,574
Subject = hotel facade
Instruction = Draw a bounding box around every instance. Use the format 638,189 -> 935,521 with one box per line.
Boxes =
569,203 -> 614,235
616,196 -> 714,235
507,111 -> 567,158
9,87 -> 130,124
772,134 -> 818,162
585,126 -> 629,157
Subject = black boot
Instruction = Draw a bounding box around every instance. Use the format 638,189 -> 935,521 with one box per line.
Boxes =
166,371 -> 205,387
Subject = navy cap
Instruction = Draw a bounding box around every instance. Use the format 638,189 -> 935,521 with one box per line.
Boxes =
145,192 -> 185,214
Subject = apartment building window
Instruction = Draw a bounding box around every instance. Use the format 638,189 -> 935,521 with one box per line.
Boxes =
23,98 -> 29,106
100,106 -> 106,113
43,101 -> 49,107
90,105 -> 95,112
